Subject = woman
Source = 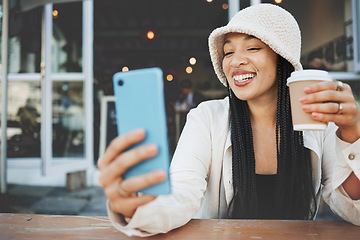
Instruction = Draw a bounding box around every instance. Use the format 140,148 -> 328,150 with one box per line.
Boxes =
98,4 -> 360,237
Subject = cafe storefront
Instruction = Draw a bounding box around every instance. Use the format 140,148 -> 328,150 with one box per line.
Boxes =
1,0 -> 360,188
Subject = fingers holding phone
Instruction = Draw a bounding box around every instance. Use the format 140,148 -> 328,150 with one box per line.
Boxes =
97,128 -> 146,171
98,129 -> 157,188
98,129 -> 167,217
104,177 -> 159,218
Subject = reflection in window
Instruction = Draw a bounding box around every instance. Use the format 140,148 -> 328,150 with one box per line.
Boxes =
6,82 -> 41,158
53,82 -> 84,157
348,80 -> 360,107
8,7 -> 42,73
52,2 -> 83,73
0,3 -> 2,66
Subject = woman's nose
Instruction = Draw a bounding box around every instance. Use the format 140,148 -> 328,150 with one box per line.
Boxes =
230,53 -> 247,68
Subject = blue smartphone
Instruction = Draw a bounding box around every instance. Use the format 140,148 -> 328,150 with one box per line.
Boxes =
112,67 -> 171,195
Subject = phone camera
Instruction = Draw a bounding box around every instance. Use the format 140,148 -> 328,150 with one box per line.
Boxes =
118,80 -> 124,86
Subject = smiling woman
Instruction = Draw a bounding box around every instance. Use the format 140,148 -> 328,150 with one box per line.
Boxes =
97,3 -> 360,237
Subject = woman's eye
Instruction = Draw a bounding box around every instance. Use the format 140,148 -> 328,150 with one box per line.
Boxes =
248,47 -> 261,51
224,52 -> 233,57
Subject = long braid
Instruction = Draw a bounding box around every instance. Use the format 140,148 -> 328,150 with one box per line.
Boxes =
275,56 -> 296,217
228,87 -> 257,218
229,56 -> 317,220
275,56 -> 287,216
275,57 -> 317,219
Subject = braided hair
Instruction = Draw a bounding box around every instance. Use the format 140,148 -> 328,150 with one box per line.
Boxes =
228,56 -> 317,220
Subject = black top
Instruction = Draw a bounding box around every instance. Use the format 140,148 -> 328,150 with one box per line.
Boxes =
256,174 -> 277,219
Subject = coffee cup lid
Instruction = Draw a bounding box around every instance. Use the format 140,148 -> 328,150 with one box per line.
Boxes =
287,69 -> 333,86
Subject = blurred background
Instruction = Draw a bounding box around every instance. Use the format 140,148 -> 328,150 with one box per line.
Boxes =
0,0 -> 359,218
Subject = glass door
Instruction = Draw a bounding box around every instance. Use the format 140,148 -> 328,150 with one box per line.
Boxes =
42,1 -> 94,175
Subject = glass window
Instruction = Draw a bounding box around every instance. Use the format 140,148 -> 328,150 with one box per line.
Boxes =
0,2 -> 3,67
353,0 -> 360,71
6,82 -> 41,158
52,81 -> 84,157
52,2 -> 83,73
348,80 -> 360,106
261,0 -> 351,72
8,7 -> 42,73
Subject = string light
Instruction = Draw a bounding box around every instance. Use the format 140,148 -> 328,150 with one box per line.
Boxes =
166,74 -> 174,81
186,66 -> 193,74
189,57 -> 196,65
122,66 -> 129,72
53,10 -> 59,18
147,31 -> 155,40
222,3 -> 229,10
275,0 -> 283,4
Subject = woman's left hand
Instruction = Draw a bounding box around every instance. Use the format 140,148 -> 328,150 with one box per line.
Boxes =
300,80 -> 360,143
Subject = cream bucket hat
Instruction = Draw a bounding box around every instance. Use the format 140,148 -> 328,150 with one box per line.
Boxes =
209,3 -> 302,86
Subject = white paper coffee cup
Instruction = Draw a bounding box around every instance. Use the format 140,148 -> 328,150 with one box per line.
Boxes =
287,69 -> 333,131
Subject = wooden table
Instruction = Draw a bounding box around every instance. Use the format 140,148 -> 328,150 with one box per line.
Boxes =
1,213 -> 359,239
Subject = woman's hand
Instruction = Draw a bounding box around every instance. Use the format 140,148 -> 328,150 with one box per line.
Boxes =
97,129 -> 167,218
300,80 -> 360,143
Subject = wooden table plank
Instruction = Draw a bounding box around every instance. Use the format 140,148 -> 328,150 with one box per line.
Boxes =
1,213 -> 359,239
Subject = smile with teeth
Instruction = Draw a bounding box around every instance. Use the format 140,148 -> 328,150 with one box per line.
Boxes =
233,73 -> 256,82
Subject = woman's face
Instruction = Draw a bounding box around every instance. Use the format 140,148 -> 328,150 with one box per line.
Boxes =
222,33 -> 278,103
